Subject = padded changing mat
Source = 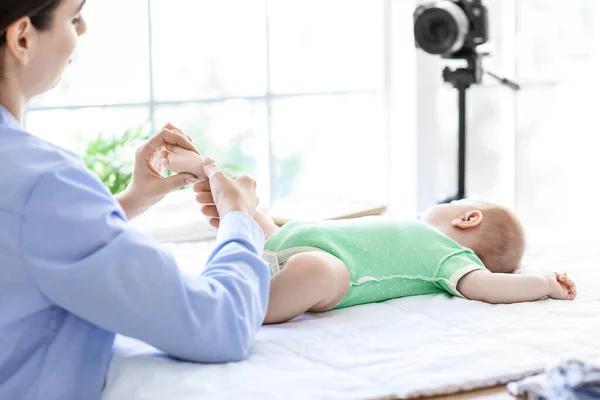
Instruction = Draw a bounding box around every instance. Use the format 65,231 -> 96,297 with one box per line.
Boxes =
103,242 -> 600,399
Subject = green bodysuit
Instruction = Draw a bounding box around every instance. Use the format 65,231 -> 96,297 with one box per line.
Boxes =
263,217 -> 486,310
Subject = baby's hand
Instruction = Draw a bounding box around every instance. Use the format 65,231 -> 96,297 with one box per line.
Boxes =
162,146 -> 208,181
547,272 -> 577,300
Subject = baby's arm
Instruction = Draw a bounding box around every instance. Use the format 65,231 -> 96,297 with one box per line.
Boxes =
457,270 -> 576,304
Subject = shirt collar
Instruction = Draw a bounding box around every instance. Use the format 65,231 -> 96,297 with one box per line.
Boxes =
0,104 -> 22,130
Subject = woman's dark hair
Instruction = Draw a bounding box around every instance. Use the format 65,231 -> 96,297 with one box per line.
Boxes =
0,0 -> 62,46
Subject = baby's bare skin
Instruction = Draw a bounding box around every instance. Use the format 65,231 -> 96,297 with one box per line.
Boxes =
164,146 -> 578,325
162,145 -> 208,181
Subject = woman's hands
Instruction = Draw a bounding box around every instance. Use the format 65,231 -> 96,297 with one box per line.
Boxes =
116,123 -> 199,220
159,146 -> 260,227
192,158 -> 259,227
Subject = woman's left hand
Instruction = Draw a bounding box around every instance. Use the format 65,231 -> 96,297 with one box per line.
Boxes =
116,123 -> 200,220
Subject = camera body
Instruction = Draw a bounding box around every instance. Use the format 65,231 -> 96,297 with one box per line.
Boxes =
414,0 -> 489,58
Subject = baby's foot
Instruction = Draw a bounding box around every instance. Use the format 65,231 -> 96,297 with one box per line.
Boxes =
162,146 -> 207,180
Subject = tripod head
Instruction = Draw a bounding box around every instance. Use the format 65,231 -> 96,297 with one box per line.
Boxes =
443,50 -> 520,91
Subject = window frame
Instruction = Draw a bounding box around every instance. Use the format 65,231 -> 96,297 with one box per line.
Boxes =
25,0 -> 419,214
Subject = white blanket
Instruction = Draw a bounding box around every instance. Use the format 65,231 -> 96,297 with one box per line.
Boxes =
103,243 -> 600,399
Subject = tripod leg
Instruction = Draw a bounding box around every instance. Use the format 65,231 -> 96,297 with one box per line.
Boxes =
457,85 -> 467,200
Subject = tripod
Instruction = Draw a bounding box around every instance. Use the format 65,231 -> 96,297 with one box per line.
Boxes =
439,51 -> 520,204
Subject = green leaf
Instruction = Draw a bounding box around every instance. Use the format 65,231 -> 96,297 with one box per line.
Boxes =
79,125 -> 146,195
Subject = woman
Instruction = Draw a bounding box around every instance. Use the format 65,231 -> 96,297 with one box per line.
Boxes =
0,1 -> 270,399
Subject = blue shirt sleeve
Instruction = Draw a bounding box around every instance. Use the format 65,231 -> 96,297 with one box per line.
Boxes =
20,161 -> 270,363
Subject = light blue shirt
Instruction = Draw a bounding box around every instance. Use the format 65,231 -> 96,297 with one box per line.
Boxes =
0,105 -> 270,400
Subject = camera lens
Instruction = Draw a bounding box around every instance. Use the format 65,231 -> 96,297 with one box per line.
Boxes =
414,1 -> 470,56
427,18 -> 451,45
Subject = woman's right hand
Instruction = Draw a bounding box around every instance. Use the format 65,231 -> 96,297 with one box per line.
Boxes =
117,123 -> 199,220
198,157 -> 259,227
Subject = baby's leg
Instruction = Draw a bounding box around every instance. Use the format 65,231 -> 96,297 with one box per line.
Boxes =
264,251 -> 350,325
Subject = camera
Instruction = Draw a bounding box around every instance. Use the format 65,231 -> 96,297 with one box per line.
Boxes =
414,0 -> 489,58
413,0 -> 519,204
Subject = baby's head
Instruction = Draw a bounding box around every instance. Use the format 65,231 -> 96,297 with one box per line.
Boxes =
421,200 -> 525,273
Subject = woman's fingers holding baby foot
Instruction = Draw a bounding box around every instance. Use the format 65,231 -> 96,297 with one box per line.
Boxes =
196,192 -> 214,204
193,181 -> 214,203
201,204 -> 220,218
193,181 -> 211,193
162,123 -> 199,154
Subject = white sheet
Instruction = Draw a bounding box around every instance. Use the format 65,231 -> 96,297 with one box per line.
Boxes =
103,243 -> 600,399
128,190 -> 217,243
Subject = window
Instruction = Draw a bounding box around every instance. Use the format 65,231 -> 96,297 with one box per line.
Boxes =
25,0 -> 407,213
515,0 -> 600,242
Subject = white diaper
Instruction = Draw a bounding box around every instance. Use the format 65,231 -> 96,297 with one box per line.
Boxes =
262,246 -> 326,275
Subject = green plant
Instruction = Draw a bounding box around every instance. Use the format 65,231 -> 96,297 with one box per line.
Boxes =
80,126 -> 147,195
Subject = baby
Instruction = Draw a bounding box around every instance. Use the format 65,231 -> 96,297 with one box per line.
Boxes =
163,147 -> 577,325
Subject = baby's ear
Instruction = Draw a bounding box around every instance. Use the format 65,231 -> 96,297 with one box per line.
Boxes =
451,210 -> 483,229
